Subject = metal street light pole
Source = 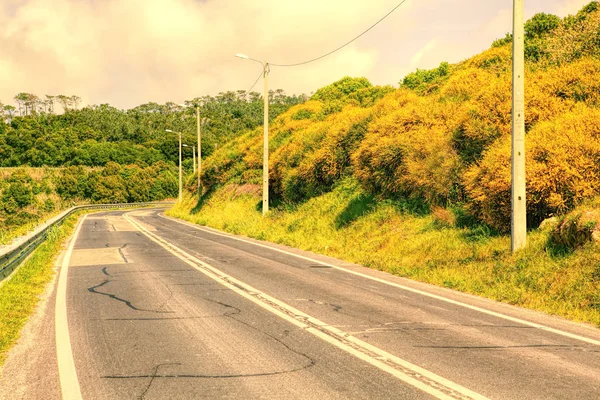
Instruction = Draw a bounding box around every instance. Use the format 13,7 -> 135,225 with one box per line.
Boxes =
179,103 -> 204,196
166,129 -> 183,203
236,53 -> 270,215
512,0 -> 526,252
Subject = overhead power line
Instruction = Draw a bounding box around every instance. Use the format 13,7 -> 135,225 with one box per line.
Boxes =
270,0 -> 409,67
244,70 -> 264,98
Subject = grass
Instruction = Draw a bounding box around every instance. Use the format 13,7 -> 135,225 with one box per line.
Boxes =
167,178 -> 600,328
0,213 -> 79,366
0,206 -> 67,245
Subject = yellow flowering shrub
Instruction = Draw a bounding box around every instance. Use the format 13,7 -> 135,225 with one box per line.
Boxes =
465,105 -> 600,231
271,106 -> 372,202
353,96 -> 461,203
199,4 -> 600,229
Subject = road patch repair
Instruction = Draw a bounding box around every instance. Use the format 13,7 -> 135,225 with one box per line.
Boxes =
69,248 -> 128,267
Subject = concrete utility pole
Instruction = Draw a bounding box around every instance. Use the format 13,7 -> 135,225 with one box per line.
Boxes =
196,106 -> 202,194
236,53 -> 270,215
178,132 -> 182,203
512,0 -> 526,252
262,62 -> 270,215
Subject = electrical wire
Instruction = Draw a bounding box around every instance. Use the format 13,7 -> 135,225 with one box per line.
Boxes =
270,0 -> 408,67
244,70 -> 264,98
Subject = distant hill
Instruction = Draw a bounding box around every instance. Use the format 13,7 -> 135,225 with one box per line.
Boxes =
0,91 -> 306,236
200,1 -> 600,232
0,91 -> 306,169
0,163 -> 178,244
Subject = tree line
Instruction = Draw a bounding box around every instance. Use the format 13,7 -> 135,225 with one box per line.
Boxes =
0,162 -> 179,234
0,90 -> 307,169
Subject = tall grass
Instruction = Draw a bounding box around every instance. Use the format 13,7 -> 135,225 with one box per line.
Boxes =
167,179 -> 600,327
0,214 -> 78,366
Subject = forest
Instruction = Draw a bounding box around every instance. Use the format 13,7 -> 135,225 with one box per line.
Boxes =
0,90 -> 306,239
0,90 -> 307,167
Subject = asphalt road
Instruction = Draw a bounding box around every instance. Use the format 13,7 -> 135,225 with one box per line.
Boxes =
2,208 -> 600,400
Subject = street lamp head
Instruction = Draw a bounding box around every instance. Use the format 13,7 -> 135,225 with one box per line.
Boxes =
177,103 -> 187,108
235,53 -> 249,60
165,129 -> 175,133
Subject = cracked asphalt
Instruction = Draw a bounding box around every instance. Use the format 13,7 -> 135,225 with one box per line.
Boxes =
2,208 -> 600,399
69,210 -> 429,399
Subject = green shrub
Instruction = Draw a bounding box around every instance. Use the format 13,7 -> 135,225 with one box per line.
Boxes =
56,166 -> 88,200
42,198 -> 55,213
2,181 -> 34,209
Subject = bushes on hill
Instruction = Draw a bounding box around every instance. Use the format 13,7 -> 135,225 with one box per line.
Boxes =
272,106 -> 372,203
547,206 -> 600,254
465,105 -> 600,231
55,161 -> 178,204
401,62 -> 451,94
196,3 -> 600,236
353,94 -> 462,203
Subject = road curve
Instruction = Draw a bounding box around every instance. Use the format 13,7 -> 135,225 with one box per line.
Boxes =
2,208 -> 600,400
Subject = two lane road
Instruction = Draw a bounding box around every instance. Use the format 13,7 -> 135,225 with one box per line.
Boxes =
4,208 -> 600,399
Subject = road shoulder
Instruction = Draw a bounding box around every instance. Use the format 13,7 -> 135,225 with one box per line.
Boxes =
0,223 -> 75,400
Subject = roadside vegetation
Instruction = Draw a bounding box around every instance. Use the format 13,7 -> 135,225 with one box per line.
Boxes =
0,213 -> 79,366
171,3 -> 600,327
169,182 -> 600,327
0,164 -> 178,244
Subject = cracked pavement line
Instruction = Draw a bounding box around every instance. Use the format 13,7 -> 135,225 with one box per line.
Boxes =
124,212 -> 489,400
87,280 -> 174,314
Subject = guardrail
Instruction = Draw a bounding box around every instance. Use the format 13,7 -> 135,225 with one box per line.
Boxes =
0,201 -> 174,282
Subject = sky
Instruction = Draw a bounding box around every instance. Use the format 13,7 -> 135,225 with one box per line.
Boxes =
0,0 -> 594,109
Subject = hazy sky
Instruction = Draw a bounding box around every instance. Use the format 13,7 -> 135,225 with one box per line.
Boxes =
0,0 -> 593,109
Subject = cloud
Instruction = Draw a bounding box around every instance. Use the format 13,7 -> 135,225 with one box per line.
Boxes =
0,0 -> 591,109
410,39 -> 437,66
554,0 -> 593,16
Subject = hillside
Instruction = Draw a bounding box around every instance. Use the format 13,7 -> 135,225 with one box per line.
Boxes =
0,163 -> 178,244
0,91 -> 305,169
168,2 -> 600,327
200,2 -> 600,233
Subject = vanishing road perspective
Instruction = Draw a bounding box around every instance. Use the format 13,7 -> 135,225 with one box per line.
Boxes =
3,1 -> 600,399
2,208 -> 599,399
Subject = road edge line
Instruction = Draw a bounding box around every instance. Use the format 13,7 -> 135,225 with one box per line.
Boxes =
55,215 -> 85,400
158,213 -> 600,347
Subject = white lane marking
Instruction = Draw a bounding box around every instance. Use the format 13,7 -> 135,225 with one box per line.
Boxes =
56,215 -> 86,400
126,213 -> 487,400
158,213 -> 600,347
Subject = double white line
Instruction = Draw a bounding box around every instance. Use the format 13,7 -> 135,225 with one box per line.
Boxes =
125,212 -> 488,400
160,213 -> 600,348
